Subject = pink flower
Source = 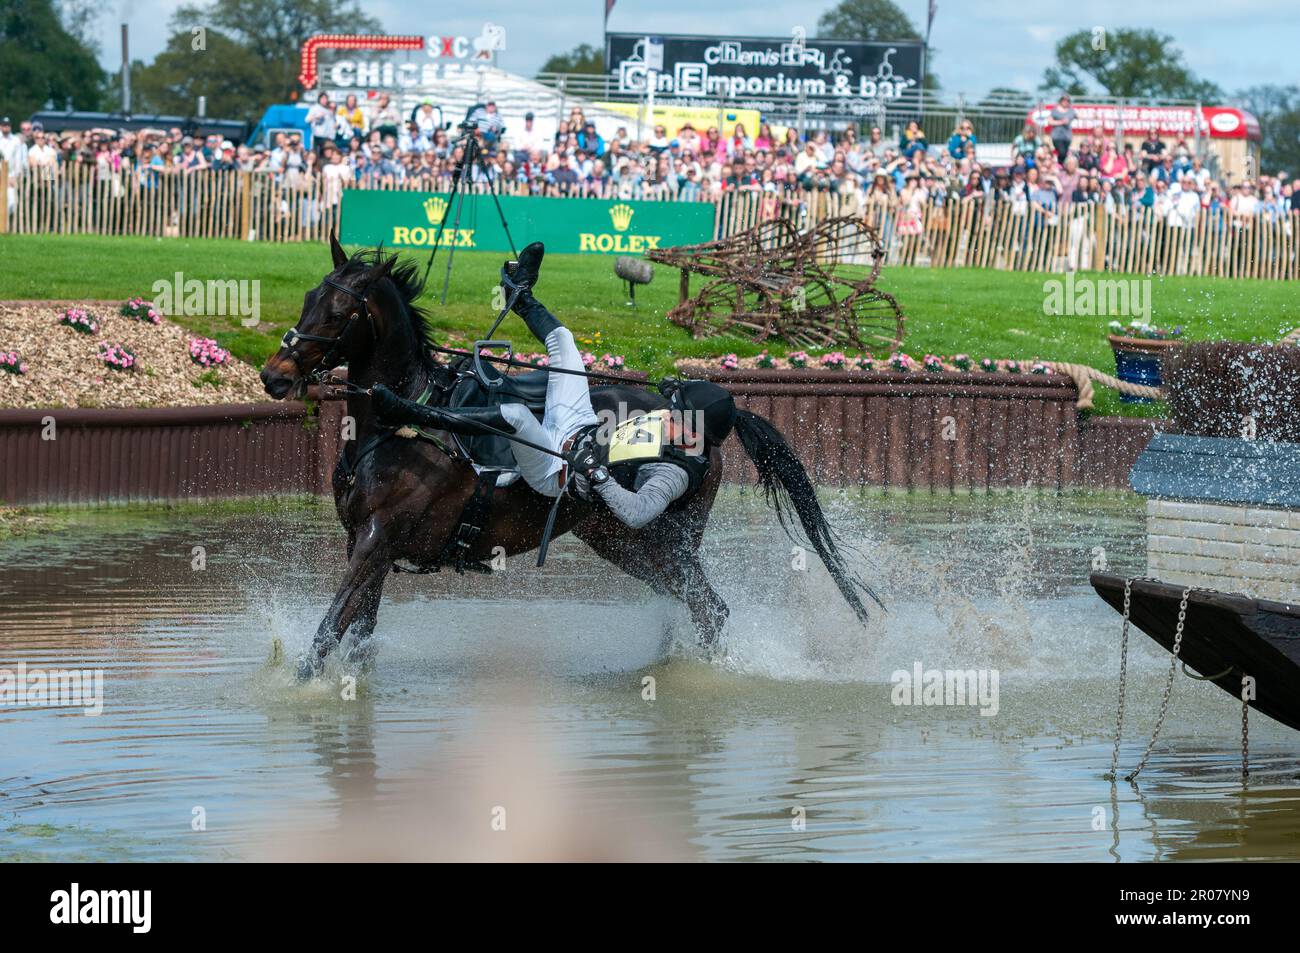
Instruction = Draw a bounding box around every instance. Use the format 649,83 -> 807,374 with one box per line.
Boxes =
720,353 -> 739,370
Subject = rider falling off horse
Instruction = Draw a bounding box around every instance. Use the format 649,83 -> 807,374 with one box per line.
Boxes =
370,242 -> 738,528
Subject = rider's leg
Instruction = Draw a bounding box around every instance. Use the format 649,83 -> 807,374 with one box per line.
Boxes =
500,402 -> 563,497
499,303 -> 597,499
518,296 -> 599,438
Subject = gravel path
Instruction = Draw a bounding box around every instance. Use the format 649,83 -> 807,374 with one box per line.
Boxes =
0,301 -> 269,408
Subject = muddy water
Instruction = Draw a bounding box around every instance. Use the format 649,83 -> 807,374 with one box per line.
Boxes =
2,491 -> 1299,862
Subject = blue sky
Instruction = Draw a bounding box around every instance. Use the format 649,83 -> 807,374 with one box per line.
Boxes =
98,0 -> 1292,100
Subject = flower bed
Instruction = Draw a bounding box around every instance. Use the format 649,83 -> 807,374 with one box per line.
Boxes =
678,351 -> 1056,376
0,301 -> 268,409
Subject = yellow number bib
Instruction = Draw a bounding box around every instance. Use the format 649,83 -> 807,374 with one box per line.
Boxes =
607,410 -> 669,464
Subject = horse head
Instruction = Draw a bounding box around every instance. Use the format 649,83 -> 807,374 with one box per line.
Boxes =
260,231 -> 397,399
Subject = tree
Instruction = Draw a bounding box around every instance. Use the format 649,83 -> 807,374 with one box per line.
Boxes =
55,0 -> 101,52
1040,29 -> 1221,102
538,43 -> 603,76
816,0 -> 938,90
817,0 -> 919,41
165,0 -> 382,106
0,0 -> 105,121
1235,85 -> 1300,177
121,30 -> 267,120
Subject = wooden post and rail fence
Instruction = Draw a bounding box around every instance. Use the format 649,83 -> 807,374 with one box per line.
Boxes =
2,161 -> 1296,279
0,372 -> 1161,507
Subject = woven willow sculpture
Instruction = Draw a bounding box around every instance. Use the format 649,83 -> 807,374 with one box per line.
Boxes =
646,216 -> 905,352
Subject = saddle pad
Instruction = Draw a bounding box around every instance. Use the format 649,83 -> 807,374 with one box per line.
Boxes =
448,362 -> 550,471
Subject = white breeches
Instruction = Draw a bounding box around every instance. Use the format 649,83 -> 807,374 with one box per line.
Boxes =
498,327 -> 598,497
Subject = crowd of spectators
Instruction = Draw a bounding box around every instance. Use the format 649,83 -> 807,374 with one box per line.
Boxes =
2,91 -> 1297,231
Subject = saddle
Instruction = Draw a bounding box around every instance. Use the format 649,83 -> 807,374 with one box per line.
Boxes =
447,355 -> 549,471
391,355 -> 552,576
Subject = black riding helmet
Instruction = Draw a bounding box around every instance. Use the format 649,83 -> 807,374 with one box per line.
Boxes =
660,378 -> 736,448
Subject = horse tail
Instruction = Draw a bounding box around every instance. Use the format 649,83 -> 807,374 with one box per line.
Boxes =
731,408 -> 884,624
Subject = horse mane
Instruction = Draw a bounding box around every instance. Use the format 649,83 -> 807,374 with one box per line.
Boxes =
336,248 -> 438,371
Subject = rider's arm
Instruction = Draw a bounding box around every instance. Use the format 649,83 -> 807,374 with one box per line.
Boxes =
592,463 -> 689,529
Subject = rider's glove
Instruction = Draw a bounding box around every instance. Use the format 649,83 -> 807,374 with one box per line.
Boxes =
567,443 -> 602,477
369,383 -> 405,420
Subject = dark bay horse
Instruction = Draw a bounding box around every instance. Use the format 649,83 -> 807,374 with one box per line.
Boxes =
260,236 -> 880,676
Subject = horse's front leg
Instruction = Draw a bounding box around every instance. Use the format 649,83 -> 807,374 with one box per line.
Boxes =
339,572 -> 387,666
298,522 -> 391,680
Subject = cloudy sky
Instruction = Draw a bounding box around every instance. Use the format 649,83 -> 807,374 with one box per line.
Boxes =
96,0 -> 1290,100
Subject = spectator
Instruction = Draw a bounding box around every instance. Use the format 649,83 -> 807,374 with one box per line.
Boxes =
178,136 -> 208,174
1139,131 -> 1166,173
1047,94 -> 1076,162
514,112 -> 547,161
947,119 -> 977,161
471,101 -> 505,146
307,93 -> 337,155
1097,138 -> 1125,181
370,94 -> 401,140
576,121 -> 603,156
0,116 -> 28,179
900,121 -> 928,160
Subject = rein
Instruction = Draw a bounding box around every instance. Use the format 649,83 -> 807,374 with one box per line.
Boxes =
428,344 -> 648,385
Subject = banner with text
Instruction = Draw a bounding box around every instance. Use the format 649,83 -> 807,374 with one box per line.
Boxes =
340,191 -> 715,255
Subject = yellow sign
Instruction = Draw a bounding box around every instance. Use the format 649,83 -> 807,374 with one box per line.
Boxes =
577,233 -> 662,253
422,196 -> 448,224
608,410 -> 669,464
594,102 -> 762,139
390,226 -> 476,247
609,203 -> 634,232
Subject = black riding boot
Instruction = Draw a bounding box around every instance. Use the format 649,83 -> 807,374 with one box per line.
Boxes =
513,294 -> 560,344
501,241 -> 559,344
370,385 -> 516,437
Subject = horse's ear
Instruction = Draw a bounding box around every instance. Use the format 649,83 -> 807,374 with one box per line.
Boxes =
365,253 -> 396,284
329,229 -> 348,269
363,255 -> 396,330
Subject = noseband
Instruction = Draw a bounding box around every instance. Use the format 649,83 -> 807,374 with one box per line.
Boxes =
280,275 -> 379,381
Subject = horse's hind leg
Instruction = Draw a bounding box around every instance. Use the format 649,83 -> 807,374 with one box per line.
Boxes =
681,558 -> 728,650
574,519 -> 729,654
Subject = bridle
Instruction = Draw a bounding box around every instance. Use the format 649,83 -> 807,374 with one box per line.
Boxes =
279,274 -> 378,383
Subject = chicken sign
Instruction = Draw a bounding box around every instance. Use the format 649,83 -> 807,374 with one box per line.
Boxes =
298,24 -> 507,89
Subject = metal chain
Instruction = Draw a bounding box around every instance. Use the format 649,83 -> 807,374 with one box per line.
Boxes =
1106,577 -> 1136,781
1241,676 -> 1250,780
1126,586 -> 1192,782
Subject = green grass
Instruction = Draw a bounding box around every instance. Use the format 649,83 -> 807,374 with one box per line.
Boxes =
3,233 -> 1295,417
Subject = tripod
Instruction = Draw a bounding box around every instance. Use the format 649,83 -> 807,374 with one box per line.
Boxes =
422,119 -> 518,305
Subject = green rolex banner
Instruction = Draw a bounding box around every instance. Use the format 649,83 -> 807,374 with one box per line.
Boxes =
340,190 -> 714,255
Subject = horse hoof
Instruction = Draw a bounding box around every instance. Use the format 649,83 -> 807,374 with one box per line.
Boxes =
341,638 -> 378,668
295,655 -> 323,681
